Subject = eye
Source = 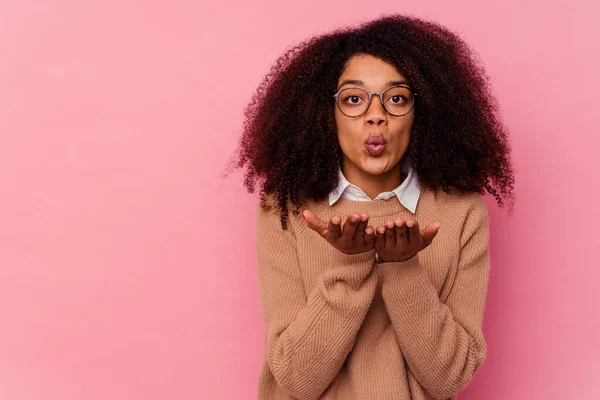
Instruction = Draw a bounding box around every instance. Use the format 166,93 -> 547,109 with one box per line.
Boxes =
389,95 -> 406,104
338,88 -> 368,108
343,95 -> 363,104
384,86 -> 412,105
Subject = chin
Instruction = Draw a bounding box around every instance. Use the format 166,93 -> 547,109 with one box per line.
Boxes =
360,163 -> 391,176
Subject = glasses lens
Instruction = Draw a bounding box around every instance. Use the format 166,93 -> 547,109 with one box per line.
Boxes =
383,86 -> 414,116
337,87 -> 415,117
338,88 -> 369,117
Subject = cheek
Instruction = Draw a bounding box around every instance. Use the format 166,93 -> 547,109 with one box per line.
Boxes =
333,109 -> 347,134
391,118 -> 414,148
395,129 -> 412,148
337,130 -> 363,155
336,133 -> 360,159
391,133 -> 411,157
334,112 -> 359,151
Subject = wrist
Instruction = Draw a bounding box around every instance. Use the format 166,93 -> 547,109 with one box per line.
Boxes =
375,252 -> 417,264
375,253 -> 386,264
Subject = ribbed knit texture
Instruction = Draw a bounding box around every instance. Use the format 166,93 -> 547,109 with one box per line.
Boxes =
256,186 -> 490,400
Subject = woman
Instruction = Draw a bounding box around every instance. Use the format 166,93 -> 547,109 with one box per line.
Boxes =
227,13 -> 515,400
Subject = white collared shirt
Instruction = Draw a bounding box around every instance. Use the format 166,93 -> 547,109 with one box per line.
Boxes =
328,163 -> 421,213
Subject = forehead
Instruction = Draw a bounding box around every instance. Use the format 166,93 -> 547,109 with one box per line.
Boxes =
337,54 -> 407,87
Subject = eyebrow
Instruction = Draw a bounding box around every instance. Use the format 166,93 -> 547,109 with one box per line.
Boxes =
337,79 -> 410,90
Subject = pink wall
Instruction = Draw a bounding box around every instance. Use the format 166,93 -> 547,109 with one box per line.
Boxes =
0,0 -> 598,399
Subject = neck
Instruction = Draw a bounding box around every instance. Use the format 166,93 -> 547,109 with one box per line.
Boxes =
342,160 -> 405,199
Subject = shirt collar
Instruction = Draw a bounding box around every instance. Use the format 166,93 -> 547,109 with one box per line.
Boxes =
328,163 -> 421,213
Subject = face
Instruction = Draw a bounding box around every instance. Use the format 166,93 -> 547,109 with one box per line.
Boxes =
334,53 -> 415,180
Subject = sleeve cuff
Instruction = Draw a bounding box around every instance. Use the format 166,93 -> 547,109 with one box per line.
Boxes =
324,248 -> 377,287
377,255 -> 440,302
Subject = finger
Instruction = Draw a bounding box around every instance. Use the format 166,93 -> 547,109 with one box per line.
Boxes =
365,226 -> 376,244
354,213 -> 368,240
302,209 -> 328,237
394,218 -> 408,245
328,216 -> 342,239
405,219 -> 419,244
384,220 -> 396,249
341,213 -> 360,242
421,222 -> 441,247
375,225 -> 386,249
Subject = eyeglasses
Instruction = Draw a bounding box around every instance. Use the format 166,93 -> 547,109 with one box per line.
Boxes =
332,85 -> 418,118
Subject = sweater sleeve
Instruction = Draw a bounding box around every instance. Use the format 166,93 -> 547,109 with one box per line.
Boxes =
256,202 -> 378,400
377,196 -> 490,400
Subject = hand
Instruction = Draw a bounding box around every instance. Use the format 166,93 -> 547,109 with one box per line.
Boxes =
375,218 -> 441,262
302,209 -> 376,254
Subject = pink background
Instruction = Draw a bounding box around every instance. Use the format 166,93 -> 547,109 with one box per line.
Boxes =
1,0 -> 598,399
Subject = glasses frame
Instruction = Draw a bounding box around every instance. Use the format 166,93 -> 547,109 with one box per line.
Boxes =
332,85 -> 419,118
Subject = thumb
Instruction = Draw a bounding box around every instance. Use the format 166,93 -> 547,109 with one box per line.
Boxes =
421,222 -> 441,247
302,209 -> 328,237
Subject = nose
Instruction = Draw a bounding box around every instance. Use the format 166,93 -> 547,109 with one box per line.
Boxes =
365,95 -> 387,125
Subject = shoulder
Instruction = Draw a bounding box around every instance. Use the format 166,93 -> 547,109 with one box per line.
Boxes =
430,185 -> 487,216
256,192 -> 307,235
425,186 -> 489,242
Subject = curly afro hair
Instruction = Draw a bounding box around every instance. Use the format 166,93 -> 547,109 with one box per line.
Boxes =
224,13 -> 516,230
